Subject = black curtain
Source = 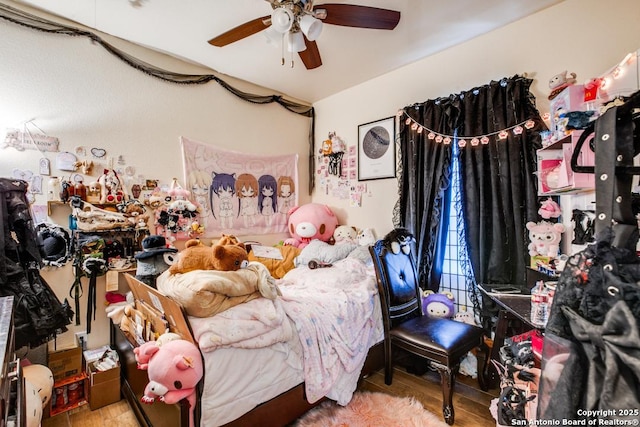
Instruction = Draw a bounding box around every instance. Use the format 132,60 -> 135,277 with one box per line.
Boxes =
395,76 -> 544,313
456,77 -> 543,287
395,98 -> 456,290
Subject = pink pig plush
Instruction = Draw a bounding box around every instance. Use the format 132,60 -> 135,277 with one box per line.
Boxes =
139,339 -> 203,427
284,203 -> 339,249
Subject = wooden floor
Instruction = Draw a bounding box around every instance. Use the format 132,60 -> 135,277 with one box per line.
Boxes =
43,366 -> 498,427
360,366 -> 499,427
42,400 -> 140,427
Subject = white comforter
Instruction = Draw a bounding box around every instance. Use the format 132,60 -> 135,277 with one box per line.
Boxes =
188,257 -> 383,426
278,257 -> 382,404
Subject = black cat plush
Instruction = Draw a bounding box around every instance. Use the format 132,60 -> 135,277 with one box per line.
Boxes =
383,228 -> 414,255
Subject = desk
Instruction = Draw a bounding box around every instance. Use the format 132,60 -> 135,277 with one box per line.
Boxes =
479,284 -> 544,388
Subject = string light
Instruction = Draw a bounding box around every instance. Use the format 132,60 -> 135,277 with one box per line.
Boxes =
397,109 -> 537,146
599,51 -> 636,91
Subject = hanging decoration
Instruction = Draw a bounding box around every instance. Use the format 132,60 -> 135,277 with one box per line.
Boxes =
0,2 -> 316,195
396,109 -> 537,148
181,136 -> 298,237
2,128 -> 60,152
320,131 -> 346,176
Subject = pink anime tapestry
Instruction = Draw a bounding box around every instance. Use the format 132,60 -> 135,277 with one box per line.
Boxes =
180,136 -> 298,237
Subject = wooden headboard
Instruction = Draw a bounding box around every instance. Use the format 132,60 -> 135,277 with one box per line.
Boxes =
124,274 -> 196,345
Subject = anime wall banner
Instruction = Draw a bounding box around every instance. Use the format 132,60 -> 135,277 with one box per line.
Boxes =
180,136 -> 299,237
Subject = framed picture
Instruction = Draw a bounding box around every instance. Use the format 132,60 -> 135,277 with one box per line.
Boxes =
358,116 -> 396,181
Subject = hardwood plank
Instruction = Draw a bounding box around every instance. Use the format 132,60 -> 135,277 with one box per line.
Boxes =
68,405 -> 103,427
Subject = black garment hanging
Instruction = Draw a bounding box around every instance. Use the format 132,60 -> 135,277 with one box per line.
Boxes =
539,91 -> 640,422
0,178 -> 73,348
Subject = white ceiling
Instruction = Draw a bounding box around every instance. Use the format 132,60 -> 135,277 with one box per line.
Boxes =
11,0 -> 563,103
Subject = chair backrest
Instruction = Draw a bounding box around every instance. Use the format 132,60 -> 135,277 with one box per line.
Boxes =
369,239 -> 423,329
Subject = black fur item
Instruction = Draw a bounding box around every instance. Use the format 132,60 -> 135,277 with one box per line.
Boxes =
383,228 -> 414,254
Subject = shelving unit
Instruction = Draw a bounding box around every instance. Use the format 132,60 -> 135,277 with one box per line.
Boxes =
50,372 -> 88,416
47,200 -> 122,216
536,131 -> 595,195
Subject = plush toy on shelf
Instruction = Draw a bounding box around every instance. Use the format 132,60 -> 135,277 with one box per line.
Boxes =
284,203 -> 338,249
526,220 -> 565,258
548,70 -> 577,100
421,290 -> 456,319
168,238 -> 249,275
139,339 -> 203,427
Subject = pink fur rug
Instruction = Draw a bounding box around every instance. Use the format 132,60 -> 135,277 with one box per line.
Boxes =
294,391 -> 449,427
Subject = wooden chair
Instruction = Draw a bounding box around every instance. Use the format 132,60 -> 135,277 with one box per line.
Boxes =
369,239 -> 488,425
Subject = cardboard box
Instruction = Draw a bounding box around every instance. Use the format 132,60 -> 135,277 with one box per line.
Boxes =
48,346 -> 82,381
83,345 -> 112,370
550,84 -> 585,136
88,363 -> 121,410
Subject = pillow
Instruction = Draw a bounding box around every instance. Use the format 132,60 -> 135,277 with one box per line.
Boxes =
294,239 -> 358,267
347,245 -> 373,266
248,245 -> 300,279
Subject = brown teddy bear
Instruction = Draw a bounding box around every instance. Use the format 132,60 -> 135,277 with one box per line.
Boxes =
216,233 -> 246,250
169,239 -> 249,275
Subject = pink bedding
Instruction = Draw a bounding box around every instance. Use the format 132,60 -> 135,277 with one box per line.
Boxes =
186,257 -> 384,425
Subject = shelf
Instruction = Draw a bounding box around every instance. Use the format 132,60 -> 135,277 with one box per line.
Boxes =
47,201 -> 121,216
50,373 -> 89,416
47,201 -> 68,216
536,131 -> 595,196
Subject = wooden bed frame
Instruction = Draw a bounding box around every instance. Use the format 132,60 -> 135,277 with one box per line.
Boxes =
112,274 -> 384,427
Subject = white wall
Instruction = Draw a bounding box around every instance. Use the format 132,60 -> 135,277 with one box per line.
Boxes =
0,5 -> 310,349
313,0 -> 640,240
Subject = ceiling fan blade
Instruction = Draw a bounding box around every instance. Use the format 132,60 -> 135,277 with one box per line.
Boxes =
208,15 -> 271,47
315,4 -> 400,30
298,38 -> 322,70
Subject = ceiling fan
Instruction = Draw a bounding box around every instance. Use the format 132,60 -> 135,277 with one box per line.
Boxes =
207,0 -> 400,69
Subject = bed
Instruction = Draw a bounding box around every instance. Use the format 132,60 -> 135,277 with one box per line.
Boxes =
115,250 -> 384,427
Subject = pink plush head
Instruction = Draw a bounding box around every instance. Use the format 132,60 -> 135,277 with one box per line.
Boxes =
286,203 -> 338,248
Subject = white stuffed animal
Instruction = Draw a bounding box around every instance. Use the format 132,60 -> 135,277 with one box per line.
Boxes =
526,221 -> 565,257
357,228 -> 376,246
333,225 -> 357,244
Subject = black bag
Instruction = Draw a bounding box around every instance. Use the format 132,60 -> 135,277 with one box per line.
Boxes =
539,92 -> 640,422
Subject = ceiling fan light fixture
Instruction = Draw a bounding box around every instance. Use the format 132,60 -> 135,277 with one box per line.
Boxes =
264,26 -> 282,47
299,14 -> 323,41
271,7 -> 294,33
287,31 -> 306,53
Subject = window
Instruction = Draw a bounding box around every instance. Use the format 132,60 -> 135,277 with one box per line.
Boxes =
439,143 -> 474,314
